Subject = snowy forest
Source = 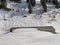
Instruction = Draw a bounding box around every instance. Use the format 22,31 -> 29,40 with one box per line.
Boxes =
0,0 -> 60,13
0,0 -> 60,45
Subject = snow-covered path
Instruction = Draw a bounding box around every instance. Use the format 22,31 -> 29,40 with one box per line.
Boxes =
0,28 -> 57,45
0,28 -> 60,45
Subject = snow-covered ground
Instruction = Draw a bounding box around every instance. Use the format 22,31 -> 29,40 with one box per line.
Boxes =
0,0 -> 60,45
0,28 -> 60,45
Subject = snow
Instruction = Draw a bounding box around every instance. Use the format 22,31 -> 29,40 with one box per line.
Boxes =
0,28 -> 54,45
0,28 -> 59,45
0,0 -> 60,45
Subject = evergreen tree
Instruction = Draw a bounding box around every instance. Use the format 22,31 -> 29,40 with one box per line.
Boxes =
41,0 -> 47,12
28,0 -> 33,14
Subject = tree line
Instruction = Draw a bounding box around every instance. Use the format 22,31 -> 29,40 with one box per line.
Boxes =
0,0 -> 60,14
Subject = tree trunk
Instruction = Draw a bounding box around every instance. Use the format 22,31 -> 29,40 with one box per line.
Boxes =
1,0 -> 7,8
28,0 -> 33,14
0,0 -> 11,11
41,0 -> 47,12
